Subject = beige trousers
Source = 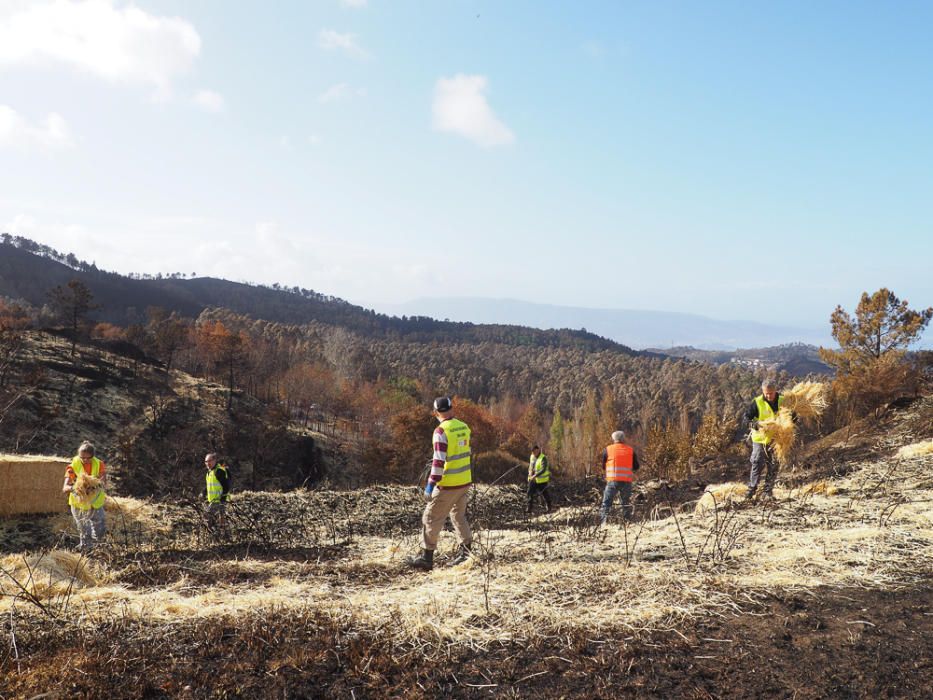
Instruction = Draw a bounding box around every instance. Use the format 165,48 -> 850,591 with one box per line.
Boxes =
421,485 -> 472,551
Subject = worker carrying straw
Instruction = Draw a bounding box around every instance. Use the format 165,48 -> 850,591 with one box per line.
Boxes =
408,396 -> 473,571
62,441 -> 107,551
743,379 -> 796,501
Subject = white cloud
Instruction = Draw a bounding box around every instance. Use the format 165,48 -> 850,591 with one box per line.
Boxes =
308,133 -> 322,146
0,0 -> 201,97
194,89 -> 225,113
317,82 -> 365,103
0,104 -> 72,151
339,0 -> 368,7
317,29 -> 369,59
432,74 -> 514,148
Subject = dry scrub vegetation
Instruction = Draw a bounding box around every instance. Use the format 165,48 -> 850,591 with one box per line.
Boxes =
2,429 -> 932,696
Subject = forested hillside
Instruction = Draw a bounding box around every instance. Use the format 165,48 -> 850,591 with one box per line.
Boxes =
0,236 -> 629,352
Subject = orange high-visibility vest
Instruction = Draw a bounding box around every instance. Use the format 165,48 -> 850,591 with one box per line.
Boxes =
605,443 -> 634,482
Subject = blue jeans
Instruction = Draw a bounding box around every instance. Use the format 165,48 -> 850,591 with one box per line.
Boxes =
600,481 -> 633,522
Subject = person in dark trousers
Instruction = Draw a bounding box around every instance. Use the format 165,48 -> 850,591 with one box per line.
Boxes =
599,431 -> 640,523
204,453 -> 230,527
526,445 -> 552,514
743,379 -> 793,501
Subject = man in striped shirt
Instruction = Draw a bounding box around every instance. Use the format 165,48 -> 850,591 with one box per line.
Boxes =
409,396 -> 473,571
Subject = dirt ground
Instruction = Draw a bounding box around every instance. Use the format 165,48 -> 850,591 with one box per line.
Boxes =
1,583 -> 929,699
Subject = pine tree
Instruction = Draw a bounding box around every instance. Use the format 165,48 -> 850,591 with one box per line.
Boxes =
820,289 -> 932,413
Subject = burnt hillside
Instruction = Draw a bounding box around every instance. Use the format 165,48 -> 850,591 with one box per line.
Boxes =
0,237 -> 633,353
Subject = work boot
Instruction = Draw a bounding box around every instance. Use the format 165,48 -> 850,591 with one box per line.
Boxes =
448,543 -> 471,567
408,549 -> 434,571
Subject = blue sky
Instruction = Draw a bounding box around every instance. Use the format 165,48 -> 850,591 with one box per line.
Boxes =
0,0 -> 930,333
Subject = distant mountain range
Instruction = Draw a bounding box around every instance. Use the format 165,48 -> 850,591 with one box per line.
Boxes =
371,297 -> 831,351
0,235 -> 831,353
0,238 -> 632,354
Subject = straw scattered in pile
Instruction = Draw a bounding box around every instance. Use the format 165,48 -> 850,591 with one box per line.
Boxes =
791,479 -> 840,498
758,409 -> 797,464
781,381 -> 829,421
72,473 -> 102,505
896,439 -> 933,459
694,483 -> 748,515
0,549 -> 99,600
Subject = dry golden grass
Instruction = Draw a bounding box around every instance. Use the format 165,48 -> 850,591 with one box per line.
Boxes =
896,439 -> 933,459
693,482 -> 748,514
46,496 -> 168,540
2,444 -> 930,650
782,381 -> 829,421
792,479 -> 840,497
758,408 -> 797,463
0,550 -> 101,599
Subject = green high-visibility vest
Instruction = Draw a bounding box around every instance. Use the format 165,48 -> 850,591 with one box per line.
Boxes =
68,456 -> 106,510
529,453 -> 550,484
438,419 -> 472,487
751,394 -> 784,445
206,465 -> 228,503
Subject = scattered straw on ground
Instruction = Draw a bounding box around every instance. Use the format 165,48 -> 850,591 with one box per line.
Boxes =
0,550 -> 101,600
2,444 -> 931,650
897,439 -> 933,459
694,483 -> 749,514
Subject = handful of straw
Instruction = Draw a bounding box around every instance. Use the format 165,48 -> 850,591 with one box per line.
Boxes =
756,382 -> 829,464
757,409 -> 797,464
780,381 -> 828,422
72,472 -> 102,505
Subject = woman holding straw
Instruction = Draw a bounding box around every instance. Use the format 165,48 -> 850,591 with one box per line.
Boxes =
62,441 -> 107,551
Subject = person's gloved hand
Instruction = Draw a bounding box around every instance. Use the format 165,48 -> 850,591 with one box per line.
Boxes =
424,482 -> 435,497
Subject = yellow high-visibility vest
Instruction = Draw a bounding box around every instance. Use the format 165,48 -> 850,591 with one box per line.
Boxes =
68,456 -> 106,510
206,465 -> 228,503
529,453 -> 550,484
438,419 -> 472,487
751,394 -> 785,444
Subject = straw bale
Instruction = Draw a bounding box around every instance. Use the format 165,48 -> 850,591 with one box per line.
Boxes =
896,439 -> 933,459
0,455 -> 69,517
758,409 -> 796,463
0,549 -> 99,600
781,381 -> 829,422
